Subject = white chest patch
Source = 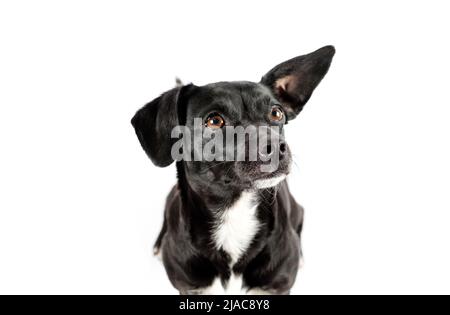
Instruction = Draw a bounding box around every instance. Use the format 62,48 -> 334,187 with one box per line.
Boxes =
212,191 -> 260,265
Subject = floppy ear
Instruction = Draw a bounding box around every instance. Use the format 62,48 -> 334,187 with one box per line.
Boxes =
261,45 -> 335,120
131,85 -> 193,167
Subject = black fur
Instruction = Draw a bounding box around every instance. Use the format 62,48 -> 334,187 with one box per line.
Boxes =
132,46 -> 335,294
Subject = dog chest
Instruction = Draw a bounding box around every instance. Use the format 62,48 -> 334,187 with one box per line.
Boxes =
212,192 -> 260,265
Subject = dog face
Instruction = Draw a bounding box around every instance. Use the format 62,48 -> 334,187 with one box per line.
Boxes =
132,46 -> 335,192
180,81 -> 290,190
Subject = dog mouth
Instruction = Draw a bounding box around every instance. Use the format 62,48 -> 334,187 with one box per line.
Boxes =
253,173 -> 287,189
244,164 -> 290,189
233,156 -> 292,189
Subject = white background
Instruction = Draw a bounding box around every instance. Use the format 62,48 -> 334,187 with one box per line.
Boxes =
1,0 -> 449,295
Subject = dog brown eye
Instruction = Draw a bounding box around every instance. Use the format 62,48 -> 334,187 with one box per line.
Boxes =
205,114 -> 225,129
269,107 -> 284,122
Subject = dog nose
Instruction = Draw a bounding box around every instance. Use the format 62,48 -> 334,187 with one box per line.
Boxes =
278,141 -> 288,160
279,142 -> 287,154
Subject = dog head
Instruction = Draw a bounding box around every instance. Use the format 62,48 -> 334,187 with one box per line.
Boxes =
132,46 -> 335,191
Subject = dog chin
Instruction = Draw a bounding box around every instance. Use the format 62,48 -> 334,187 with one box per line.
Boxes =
253,174 -> 287,189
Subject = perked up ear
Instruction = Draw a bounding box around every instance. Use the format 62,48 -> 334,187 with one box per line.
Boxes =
131,85 -> 193,167
261,45 -> 335,120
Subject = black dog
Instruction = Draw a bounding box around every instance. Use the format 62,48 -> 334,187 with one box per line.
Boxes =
132,46 -> 335,294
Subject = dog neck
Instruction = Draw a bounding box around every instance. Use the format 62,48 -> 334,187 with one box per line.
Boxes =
175,161 -> 284,213
175,162 -> 285,270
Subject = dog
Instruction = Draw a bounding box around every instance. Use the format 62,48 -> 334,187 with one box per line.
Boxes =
131,46 -> 335,295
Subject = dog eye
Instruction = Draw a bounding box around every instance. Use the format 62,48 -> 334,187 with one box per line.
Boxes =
205,113 -> 225,129
269,106 -> 284,122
